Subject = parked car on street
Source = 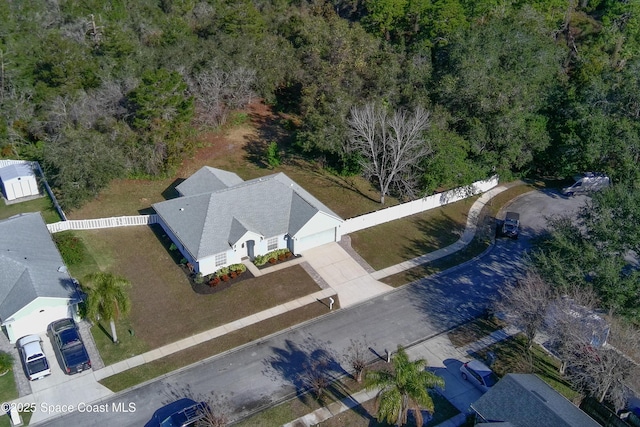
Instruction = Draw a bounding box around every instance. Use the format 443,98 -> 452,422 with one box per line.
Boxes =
17,335 -> 51,381
497,211 -> 520,239
48,318 -> 91,375
460,359 -> 499,393
147,398 -> 210,427
561,172 -> 610,196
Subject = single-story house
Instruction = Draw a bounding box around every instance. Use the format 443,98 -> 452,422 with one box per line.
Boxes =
0,212 -> 82,343
0,161 -> 39,201
470,373 -> 600,427
153,167 -> 344,276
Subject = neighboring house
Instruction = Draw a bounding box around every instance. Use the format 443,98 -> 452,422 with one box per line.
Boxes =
0,161 -> 39,201
470,374 -> 600,427
544,296 -> 610,348
0,212 -> 82,343
153,167 -> 344,276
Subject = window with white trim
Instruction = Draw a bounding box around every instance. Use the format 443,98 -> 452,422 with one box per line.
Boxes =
215,253 -> 227,267
267,237 -> 278,251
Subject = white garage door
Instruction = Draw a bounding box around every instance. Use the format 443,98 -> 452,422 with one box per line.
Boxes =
295,228 -> 336,253
6,305 -> 72,343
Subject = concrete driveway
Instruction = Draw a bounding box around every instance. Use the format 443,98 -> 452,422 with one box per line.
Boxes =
12,332 -> 112,424
302,243 -> 393,307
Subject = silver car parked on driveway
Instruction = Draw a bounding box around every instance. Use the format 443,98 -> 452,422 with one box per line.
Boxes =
460,359 -> 499,393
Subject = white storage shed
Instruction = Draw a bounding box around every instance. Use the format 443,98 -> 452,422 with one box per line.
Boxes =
0,162 -> 39,201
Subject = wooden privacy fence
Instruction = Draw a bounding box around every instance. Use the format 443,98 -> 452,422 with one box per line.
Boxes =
47,215 -> 158,233
341,175 -> 499,235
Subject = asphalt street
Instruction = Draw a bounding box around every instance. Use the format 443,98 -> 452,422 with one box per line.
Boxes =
38,189 -> 588,426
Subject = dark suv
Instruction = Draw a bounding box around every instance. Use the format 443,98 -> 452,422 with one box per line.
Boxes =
499,211 -> 520,239
48,318 -> 91,375
147,398 -> 209,427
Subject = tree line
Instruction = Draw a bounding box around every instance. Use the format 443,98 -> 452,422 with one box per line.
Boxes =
1,0 -> 639,208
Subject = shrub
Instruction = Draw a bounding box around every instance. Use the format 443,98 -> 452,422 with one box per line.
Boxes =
265,141 -> 281,168
221,274 -> 230,281
169,243 -> 177,251
194,273 -> 204,284
230,271 -> 237,279
209,277 -> 220,287
229,263 -> 246,273
52,232 -> 89,266
269,257 -> 277,264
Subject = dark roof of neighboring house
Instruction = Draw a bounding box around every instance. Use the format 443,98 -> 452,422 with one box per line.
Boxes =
0,212 -> 76,321
153,169 -> 343,259
175,167 -> 244,197
471,374 -> 600,427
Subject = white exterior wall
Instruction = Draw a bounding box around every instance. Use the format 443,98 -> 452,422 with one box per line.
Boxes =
3,298 -> 74,343
198,248 -> 241,276
342,175 -> 499,234
2,175 -> 38,201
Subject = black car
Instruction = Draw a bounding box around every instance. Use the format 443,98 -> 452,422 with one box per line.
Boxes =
498,211 -> 520,239
147,398 -> 209,427
48,318 -> 91,375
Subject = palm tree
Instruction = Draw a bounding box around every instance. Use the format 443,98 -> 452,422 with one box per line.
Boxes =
365,346 -> 445,426
83,272 -> 132,344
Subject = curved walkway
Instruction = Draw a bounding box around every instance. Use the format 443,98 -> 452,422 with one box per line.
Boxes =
18,183 -> 512,426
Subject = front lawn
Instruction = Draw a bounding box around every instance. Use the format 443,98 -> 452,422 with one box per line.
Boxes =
350,196 -> 478,271
68,225 -> 325,364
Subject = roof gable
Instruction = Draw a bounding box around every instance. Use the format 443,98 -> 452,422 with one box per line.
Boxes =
153,170 -> 343,259
0,163 -> 35,181
176,167 -> 244,197
0,213 -> 75,320
471,374 -> 599,427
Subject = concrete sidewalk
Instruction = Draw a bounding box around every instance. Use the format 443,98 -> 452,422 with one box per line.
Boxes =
371,184 -> 508,280
16,180 -> 514,426
284,327 -> 520,427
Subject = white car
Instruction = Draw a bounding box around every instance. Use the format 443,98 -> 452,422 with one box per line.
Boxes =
17,335 -> 51,381
460,359 -> 499,392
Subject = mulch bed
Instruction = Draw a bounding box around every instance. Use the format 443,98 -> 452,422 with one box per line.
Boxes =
180,264 -> 255,295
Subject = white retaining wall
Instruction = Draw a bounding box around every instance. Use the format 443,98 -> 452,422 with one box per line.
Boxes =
341,175 -> 499,235
47,215 -> 158,233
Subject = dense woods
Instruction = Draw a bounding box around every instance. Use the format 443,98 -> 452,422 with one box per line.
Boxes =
1,0 -> 639,209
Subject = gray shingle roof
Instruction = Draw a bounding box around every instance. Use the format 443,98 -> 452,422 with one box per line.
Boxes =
0,162 -> 35,181
153,170 -> 343,259
0,212 -> 76,321
471,374 -> 600,427
176,167 -> 244,196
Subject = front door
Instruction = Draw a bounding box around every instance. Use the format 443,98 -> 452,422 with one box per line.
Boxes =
246,240 -> 255,260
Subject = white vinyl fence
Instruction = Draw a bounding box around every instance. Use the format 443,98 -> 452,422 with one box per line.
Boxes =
341,175 -> 499,235
47,215 -> 158,233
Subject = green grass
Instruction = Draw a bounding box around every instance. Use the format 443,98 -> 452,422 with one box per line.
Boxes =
448,317 -> 506,348
350,196 -> 478,270
0,411 -> 33,427
0,195 -> 60,223
379,184 -> 537,287
0,369 -> 18,403
474,334 -> 581,402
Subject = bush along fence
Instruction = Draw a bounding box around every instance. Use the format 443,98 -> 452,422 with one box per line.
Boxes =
341,175 -> 499,234
47,215 -> 159,233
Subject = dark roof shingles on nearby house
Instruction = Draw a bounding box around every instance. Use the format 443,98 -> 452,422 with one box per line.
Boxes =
153,170 -> 342,260
0,212 -> 76,321
471,374 -> 600,427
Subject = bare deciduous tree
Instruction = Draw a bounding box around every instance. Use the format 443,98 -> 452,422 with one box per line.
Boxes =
299,357 -> 331,400
346,103 -> 432,204
543,286 -> 602,374
186,67 -> 256,128
494,271 -> 552,349
344,337 -> 369,383
566,317 -> 640,410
